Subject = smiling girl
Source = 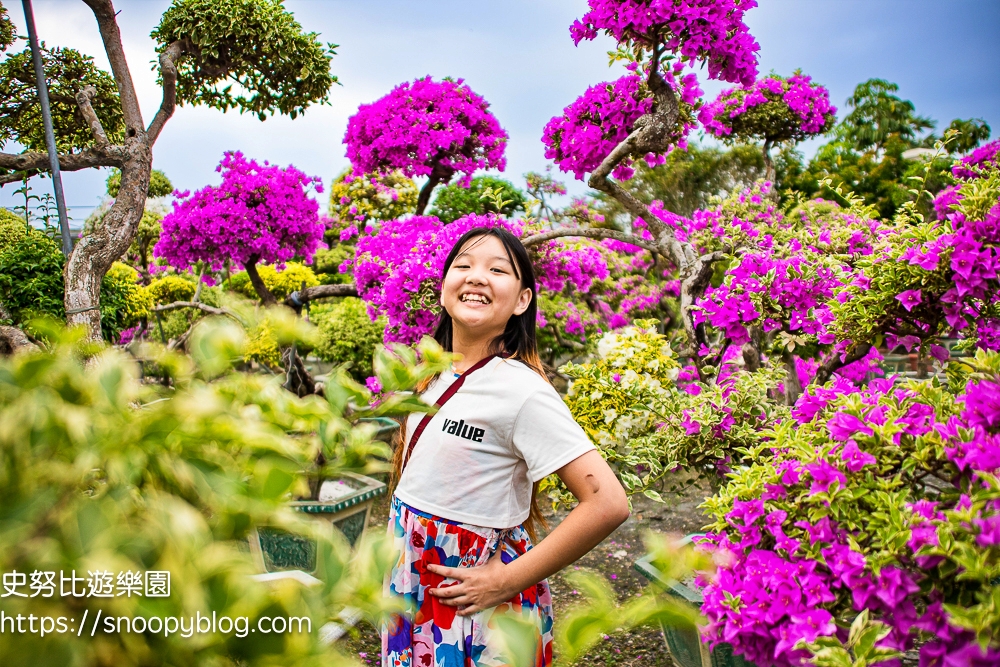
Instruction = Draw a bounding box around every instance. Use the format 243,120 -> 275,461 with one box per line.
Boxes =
382,227 -> 629,667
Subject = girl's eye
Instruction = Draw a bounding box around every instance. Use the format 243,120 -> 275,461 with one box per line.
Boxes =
491,267 -> 506,274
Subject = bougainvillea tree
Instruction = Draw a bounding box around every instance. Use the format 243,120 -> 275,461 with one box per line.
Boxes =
696,350 -> 1000,667
343,76 -> 508,215
700,72 -> 836,182
154,151 -> 326,307
534,0 -> 763,377
830,141 -> 1000,368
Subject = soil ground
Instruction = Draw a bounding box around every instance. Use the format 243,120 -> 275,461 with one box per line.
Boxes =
341,475 -> 713,666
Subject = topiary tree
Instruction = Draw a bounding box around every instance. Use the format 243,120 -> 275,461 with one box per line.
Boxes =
343,76 -> 508,215
0,0 -> 338,341
699,72 -> 836,183
154,151 -> 326,307
428,175 -> 526,223
534,0 -> 762,375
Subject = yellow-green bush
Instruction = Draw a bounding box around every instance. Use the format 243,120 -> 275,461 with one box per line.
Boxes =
0,207 -> 27,252
228,262 -> 319,301
146,274 -> 196,305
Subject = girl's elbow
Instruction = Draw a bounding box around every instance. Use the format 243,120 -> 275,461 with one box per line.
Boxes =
612,496 -> 630,527
606,487 -> 630,528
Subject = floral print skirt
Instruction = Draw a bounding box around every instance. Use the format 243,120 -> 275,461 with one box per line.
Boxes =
382,496 -> 554,667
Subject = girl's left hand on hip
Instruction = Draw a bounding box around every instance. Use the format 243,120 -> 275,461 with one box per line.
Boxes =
426,554 -> 517,615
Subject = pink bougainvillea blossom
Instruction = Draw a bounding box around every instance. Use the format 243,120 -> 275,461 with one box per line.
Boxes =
344,76 -> 508,187
154,151 -> 326,275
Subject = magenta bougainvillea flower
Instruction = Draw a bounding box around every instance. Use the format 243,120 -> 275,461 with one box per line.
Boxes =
700,73 -> 836,143
569,0 -> 760,85
343,76 -> 508,187
154,151 -> 325,276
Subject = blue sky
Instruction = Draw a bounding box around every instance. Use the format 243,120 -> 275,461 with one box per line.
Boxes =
2,0 -> 998,221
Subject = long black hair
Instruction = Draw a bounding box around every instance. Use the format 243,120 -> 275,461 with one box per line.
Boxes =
391,226 -> 549,538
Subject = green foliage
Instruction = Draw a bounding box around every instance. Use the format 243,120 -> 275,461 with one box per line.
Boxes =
789,79 -> 992,220
0,230 -> 64,325
546,534 -> 709,666
0,3 -> 14,53
229,262 -> 320,301
942,118 -> 992,155
0,231 -> 151,341
840,79 -> 935,153
591,143 -> 766,221
548,321 -> 788,505
0,318 -> 452,665
0,44 -> 124,153
106,168 -> 174,198
151,0 -> 338,121
311,298 -> 386,382
428,176 -> 526,223
801,611 -> 901,667
0,206 -> 27,252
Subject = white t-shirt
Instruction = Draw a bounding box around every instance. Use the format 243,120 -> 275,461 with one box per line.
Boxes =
394,356 -> 596,529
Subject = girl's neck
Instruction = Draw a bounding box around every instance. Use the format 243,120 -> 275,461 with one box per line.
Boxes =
451,325 -> 502,373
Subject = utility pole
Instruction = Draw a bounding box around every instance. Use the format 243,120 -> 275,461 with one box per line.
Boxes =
21,0 -> 73,256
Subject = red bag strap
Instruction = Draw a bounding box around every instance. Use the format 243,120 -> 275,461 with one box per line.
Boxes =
402,354 -> 498,471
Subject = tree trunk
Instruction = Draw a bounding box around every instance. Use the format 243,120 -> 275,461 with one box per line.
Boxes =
783,351 -> 802,406
64,140 -> 151,339
762,138 -> 775,186
63,0 -> 156,341
243,256 -> 277,306
415,160 -> 455,216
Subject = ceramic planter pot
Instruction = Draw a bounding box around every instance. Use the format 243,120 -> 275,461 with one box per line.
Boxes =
249,472 -> 386,574
634,536 -> 759,667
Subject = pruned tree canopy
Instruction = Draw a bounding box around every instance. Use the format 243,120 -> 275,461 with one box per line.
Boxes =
0,43 -> 123,153
151,0 -> 339,121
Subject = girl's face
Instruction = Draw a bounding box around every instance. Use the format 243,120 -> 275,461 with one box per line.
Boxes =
441,235 -> 532,339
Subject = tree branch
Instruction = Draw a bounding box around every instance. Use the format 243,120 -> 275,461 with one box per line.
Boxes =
813,342 -> 874,386
0,325 -> 38,357
147,40 -> 190,145
74,85 -> 110,149
586,62 -> 685,266
678,250 -> 726,359
284,283 -> 358,312
153,300 -> 242,322
0,148 -> 122,173
522,227 -> 661,255
82,0 -> 145,135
